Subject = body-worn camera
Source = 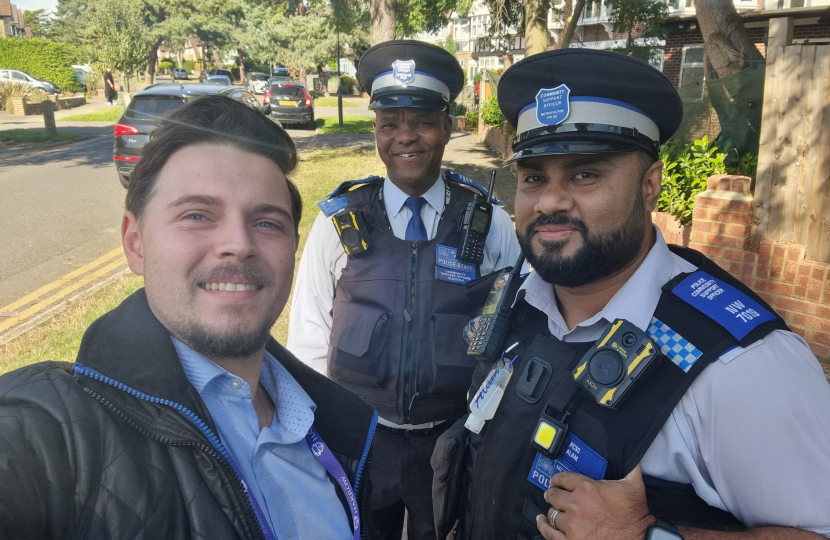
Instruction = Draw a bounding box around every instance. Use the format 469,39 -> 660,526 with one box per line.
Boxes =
572,319 -> 658,409
332,209 -> 371,256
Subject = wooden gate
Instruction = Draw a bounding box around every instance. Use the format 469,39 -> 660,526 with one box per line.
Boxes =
752,17 -> 830,263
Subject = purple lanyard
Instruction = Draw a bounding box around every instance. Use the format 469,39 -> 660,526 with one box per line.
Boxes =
305,427 -> 362,540
221,453 -> 280,540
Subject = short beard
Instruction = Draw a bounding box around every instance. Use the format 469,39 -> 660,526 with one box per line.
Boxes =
165,261 -> 276,359
175,316 -> 274,359
517,188 -> 648,288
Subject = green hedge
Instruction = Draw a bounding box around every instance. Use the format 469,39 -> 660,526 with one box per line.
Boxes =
183,60 -> 197,73
0,38 -> 82,92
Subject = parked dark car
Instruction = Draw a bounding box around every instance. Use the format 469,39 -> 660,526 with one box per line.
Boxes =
265,83 -> 315,129
272,67 -> 289,77
199,68 -> 234,83
113,84 -> 264,188
172,67 -> 188,80
205,75 -> 232,86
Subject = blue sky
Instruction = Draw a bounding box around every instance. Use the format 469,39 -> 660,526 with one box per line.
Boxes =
16,0 -> 58,14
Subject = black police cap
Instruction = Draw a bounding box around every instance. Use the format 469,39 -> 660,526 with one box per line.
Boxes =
358,40 -> 464,111
498,49 -> 682,161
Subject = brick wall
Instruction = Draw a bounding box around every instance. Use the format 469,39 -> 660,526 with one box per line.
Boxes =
653,174 -> 830,363
9,96 -> 86,115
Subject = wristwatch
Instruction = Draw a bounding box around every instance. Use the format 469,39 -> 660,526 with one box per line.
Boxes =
645,519 -> 684,540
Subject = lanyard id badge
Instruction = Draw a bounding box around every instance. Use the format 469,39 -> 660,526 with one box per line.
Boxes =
305,427 -> 362,540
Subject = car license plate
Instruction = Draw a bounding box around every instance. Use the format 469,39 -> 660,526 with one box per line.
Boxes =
279,100 -> 296,106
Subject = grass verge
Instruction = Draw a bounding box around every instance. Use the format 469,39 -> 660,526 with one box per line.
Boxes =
0,146 -> 385,374
317,116 -> 373,134
314,97 -> 357,107
0,129 -> 80,144
59,106 -> 125,122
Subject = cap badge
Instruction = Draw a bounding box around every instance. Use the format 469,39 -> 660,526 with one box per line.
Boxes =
392,60 -> 416,85
535,84 -> 570,126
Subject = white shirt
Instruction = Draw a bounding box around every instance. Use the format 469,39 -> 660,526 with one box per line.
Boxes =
288,175 -> 522,374
520,228 -> 830,535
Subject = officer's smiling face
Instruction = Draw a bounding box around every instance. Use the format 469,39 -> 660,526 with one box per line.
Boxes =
514,151 -> 662,288
373,108 -> 453,196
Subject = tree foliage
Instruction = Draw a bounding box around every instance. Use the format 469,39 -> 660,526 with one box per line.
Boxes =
23,9 -> 53,39
85,0 -> 153,90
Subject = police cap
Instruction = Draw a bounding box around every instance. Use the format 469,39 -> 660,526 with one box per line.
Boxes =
498,49 -> 682,161
358,40 -> 464,111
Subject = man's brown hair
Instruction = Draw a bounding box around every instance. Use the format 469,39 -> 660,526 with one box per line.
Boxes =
125,94 -> 302,233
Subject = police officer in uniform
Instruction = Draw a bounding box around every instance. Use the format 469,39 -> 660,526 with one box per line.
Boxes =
287,41 -> 521,540
432,49 -> 830,540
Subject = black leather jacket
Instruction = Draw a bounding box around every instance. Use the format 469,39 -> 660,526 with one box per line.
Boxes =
0,289 -> 377,540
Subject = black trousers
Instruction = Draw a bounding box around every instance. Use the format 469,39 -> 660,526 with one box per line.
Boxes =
370,423 -> 450,540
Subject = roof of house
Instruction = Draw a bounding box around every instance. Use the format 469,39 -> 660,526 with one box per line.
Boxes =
0,0 -> 11,18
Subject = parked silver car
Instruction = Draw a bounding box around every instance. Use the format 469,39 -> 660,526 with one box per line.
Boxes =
243,72 -> 269,94
0,69 -> 61,94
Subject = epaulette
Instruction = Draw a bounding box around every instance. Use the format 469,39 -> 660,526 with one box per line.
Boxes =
318,175 -> 384,217
443,169 -> 505,206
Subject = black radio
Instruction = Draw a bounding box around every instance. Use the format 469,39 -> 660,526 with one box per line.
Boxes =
457,170 -> 497,264
332,209 -> 371,256
466,253 -> 525,360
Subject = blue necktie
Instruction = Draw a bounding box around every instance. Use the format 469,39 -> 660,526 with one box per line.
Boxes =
404,196 -> 428,241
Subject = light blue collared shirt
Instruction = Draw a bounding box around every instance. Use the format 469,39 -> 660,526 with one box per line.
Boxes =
173,338 -> 352,540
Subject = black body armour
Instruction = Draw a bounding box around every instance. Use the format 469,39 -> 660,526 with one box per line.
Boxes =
456,247 -> 788,540
327,176 -> 487,425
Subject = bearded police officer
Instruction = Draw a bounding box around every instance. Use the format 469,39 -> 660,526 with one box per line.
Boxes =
287,40 -> 521,540
432,49 -> 830,540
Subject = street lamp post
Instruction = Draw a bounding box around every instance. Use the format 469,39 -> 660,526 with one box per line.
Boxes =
336,29 -> 343,126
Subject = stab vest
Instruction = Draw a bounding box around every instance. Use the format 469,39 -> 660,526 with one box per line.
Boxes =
325,174 -> 492,425
458,246 -> 789,540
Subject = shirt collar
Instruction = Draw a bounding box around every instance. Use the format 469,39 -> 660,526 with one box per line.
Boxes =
384,174 -> 445,218
521,227 -> 679,335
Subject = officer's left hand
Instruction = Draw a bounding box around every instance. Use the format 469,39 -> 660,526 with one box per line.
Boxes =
535,464 -> 655,540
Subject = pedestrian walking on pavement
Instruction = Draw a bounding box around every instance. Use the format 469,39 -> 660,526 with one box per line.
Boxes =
288,40 -> 521,540
104,67 -> 116,106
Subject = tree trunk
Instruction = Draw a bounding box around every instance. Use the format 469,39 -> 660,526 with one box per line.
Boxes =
695,0 -> 764,79
370,0 -> 396,45
237,49 -> 246,81
145,38 -> 162,85
559,0 -> 586,49
524,0 -> 551,56
212,47 -> 223,69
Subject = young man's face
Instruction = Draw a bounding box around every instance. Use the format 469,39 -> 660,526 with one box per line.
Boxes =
514,151 -> 662,288
122,143 -> 299,358
373,107 -> 453,196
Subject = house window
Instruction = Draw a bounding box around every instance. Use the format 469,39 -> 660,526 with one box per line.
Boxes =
650,49 -> 665,72
679,45 -> 705,98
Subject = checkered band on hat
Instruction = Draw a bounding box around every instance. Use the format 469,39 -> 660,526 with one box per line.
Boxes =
647,317 -> 702,373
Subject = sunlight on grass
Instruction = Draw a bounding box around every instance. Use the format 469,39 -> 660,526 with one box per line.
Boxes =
0,129 -> 80,144
317,116 -> 374,134
59,106 -> 125,122
314,97 -> 358,107
0,146 -> 385,373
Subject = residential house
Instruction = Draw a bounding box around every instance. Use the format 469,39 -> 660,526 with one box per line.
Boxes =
1,1 -> 27,38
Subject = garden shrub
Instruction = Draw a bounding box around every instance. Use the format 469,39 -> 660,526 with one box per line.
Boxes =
0,81 -> 34,110
450,102 -> 467,116
340,74 -> 357,86
481,97 -> 505,128
658,136 -> 726,226
183,60 -> 197,73
464,109 -> 479,130
0,38 -> 82,92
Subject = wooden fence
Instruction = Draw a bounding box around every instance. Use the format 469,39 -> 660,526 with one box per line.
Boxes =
752,17 -> 830,263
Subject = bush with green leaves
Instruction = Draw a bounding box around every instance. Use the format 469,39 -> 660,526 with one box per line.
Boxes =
183,60 -> 197,73
464,109 -> 479,130
658,136 -> 726,226
157,61 -> 173,73
481,97 -> 505,129
341,74 -> 357,86
0,38 -> 82,92
0,81 -> 34,110
450,102 -> 467,116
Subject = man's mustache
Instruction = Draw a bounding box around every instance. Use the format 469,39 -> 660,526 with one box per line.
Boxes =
190,262 -> 273,288
525,213 -> 587,237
